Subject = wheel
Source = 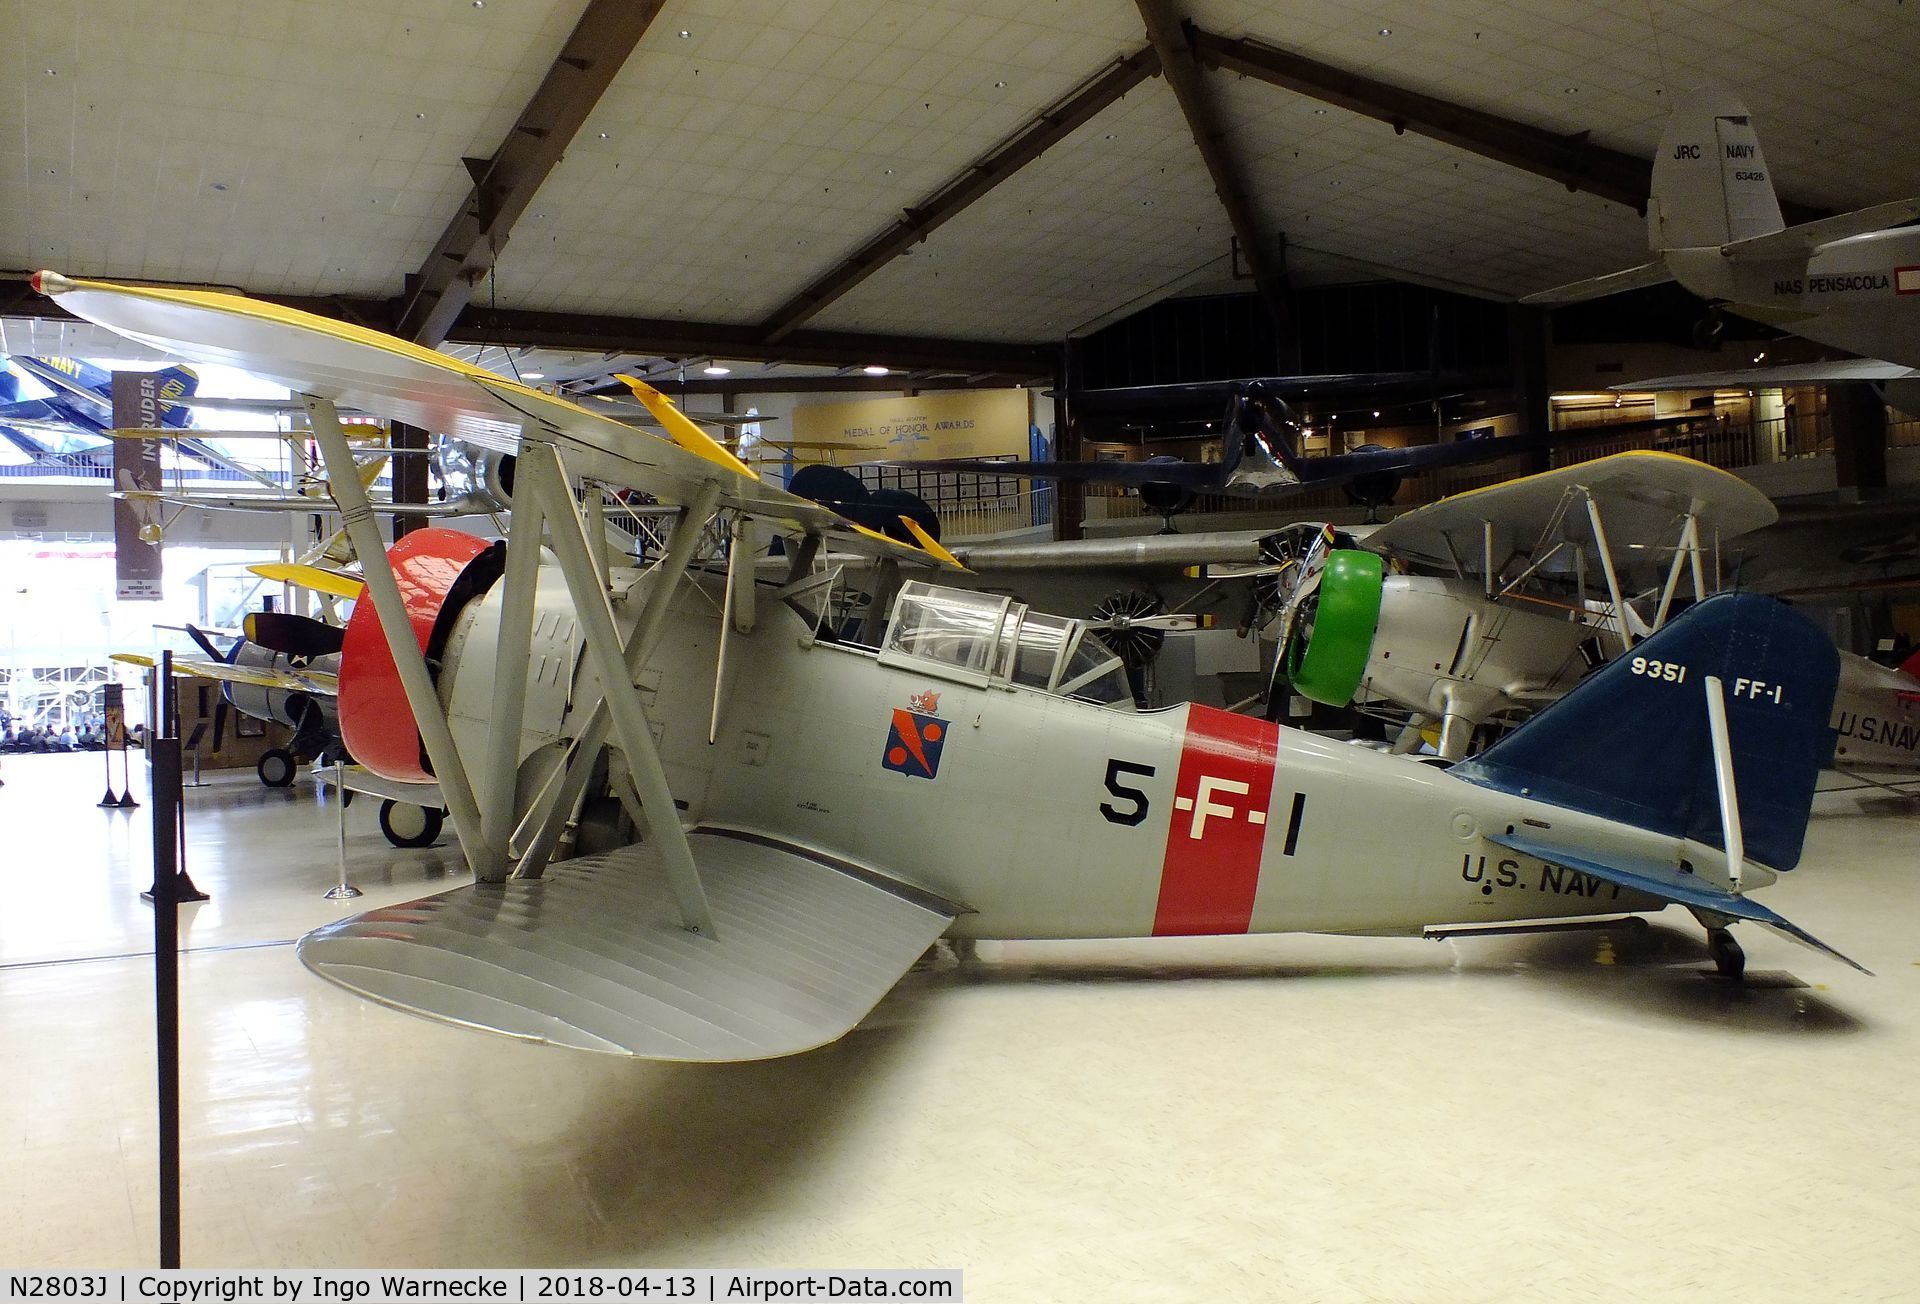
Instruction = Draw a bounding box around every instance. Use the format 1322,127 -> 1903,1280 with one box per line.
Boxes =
256,747 -> 297,788
1707,928 -> 1745,981
378,800 -> 444,849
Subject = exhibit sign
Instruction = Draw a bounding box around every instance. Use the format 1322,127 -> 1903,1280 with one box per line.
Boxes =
110,370 -> 167,600
103,682 -> 125,749
791,388 -> 1029,461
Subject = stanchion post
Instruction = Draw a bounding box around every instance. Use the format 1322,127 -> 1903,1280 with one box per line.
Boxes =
99,682 -> 122,807
324,760 -> 362,901
142,656 -> 208,904
149,656 -> 183,1269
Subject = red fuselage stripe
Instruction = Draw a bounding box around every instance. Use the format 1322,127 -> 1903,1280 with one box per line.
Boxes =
1152,704 -> 1280,936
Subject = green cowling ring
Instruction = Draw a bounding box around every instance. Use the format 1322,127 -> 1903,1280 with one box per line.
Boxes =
1288,549 -> 1385,706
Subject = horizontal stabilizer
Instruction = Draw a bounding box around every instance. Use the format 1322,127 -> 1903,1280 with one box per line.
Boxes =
1489,829 -> 1869,974
1720,196 -> 1920,260
298,830 -> 960,1061
1520,260 -> 1673,306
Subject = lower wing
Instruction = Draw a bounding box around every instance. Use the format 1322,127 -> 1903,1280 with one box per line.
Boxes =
298,829 -> 964,1060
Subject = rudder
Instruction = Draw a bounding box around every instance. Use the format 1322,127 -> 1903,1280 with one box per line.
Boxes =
1650,87 -> 1785,249
1453,593 -> 1838,873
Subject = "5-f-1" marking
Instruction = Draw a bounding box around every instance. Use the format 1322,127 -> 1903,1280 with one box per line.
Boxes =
1103,759 -> 1307,855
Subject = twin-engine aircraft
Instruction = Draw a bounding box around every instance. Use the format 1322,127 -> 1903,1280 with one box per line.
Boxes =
893,380 -> 1684,527
36,270 -> 1869,1061
1526,89 -> 1920,411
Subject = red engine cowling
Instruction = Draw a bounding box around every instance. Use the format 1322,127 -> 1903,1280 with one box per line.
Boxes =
338,528 -> 497,783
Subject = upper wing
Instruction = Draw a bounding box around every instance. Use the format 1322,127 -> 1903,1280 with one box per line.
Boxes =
298,829 -> 961,1060
1615,358 -> 1920,390
122,489 -> 494,517
952,528 -> 1279,573
1719,196 -> 1920,260
883,456 -> 1224,491
1366,450 -> 1778,580
1519,260 -> 1674,306
32,272 -> 952,570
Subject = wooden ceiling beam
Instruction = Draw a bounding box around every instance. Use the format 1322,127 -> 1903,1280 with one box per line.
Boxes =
452,305 -> 1054,375
394,0 -> 668,346
1188,27 -> 1830,224
1134,1 -> 1293,336
756,47 -> 1163,345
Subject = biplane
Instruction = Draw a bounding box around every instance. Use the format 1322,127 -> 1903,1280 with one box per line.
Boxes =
36,270 -> 1867,1061
1255,451 -> 1920,773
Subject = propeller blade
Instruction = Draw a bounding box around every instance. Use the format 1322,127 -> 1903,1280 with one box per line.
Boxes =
183,622 -> 226,661
243,611 -> 345,659
211,699 -> 228,753
1086,613 -> 1216,632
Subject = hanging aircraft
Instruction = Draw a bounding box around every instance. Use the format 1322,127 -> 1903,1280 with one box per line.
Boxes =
887,378 -> 1701,528
34,269 -> 1872,1064
0,354 -> 199,458
1524,88 -> 1920,411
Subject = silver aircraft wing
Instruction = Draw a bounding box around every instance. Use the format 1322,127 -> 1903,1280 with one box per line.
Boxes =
1365,450 -> 1777,583
32,272 -> 956,572
1613,358 -> 1920,390
297,830 -> 963,1061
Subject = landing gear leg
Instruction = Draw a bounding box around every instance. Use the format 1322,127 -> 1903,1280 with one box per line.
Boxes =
1707,927 -> 1745,981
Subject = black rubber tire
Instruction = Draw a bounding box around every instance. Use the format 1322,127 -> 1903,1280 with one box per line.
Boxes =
378,800 -> 444,849
256,748 -> 297,788
1707,928 -> 1746,981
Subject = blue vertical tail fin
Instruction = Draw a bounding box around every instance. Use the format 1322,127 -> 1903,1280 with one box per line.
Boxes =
1453,592 -> 1838,873
153,365 -> 199,428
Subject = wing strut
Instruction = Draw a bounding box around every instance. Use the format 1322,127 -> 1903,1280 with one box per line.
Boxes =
1581,490 -> 1633,654
476,473 -> 546,880
709,516 -> 748,745
519,442 -> 716,938
1650,511 -> 1705,633
302,394 -> 504,881
512,481 -> 722,878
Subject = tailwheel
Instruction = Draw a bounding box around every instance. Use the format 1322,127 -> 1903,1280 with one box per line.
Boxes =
256,747 -> 297,788
379,800 -> 444,849
1706,927 -> 1746,981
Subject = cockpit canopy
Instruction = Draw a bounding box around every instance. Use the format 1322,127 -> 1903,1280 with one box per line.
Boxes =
879,581 -> 1134,708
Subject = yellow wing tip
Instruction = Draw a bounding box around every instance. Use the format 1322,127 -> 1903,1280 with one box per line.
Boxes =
897,515 -> 970,572
614,375 -> 758,481
248,561 -> 365,599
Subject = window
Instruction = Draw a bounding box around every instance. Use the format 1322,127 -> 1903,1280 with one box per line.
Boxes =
879,581 -> 1132,708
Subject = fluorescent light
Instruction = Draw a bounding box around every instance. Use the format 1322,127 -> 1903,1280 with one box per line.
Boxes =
521,371 -> 545,380
862,365 -> 890,376
703,365 -> 731,376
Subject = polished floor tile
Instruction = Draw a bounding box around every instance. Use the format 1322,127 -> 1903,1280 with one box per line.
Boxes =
2,752 -> 1917,1299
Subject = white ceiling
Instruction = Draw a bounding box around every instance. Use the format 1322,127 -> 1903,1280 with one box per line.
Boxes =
4,0 -> 1918,353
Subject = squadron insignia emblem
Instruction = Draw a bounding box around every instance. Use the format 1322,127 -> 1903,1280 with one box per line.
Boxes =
883,696 -> 948,780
